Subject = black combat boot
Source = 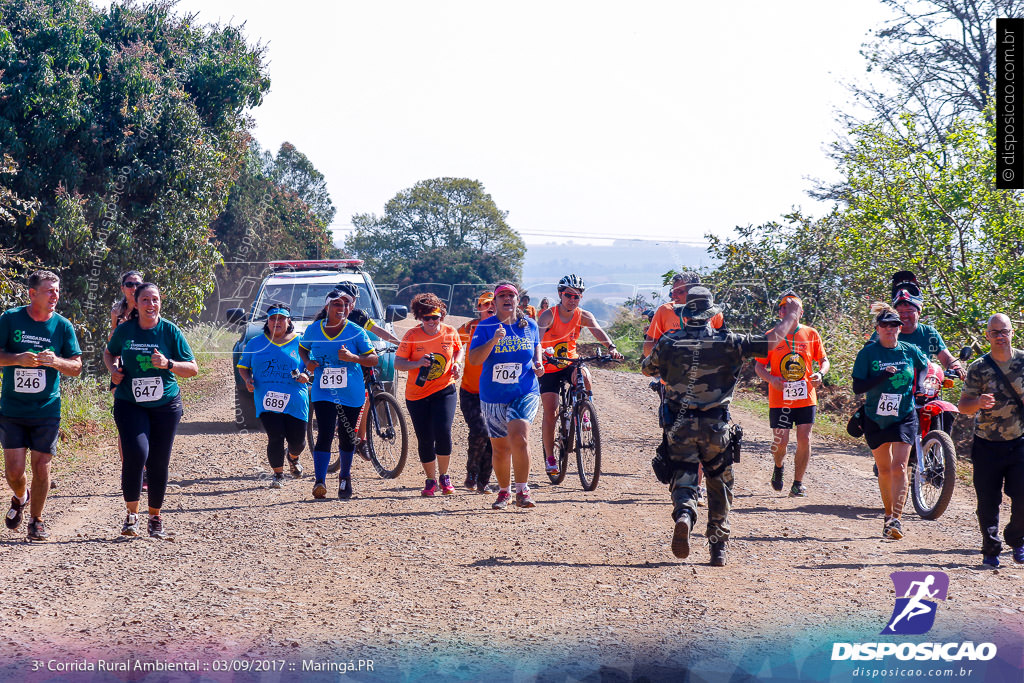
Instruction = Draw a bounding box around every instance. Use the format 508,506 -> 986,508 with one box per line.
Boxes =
671,515 -> 692,559
709,540 -> 727,567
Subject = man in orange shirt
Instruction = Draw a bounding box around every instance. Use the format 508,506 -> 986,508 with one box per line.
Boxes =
457,292 -> 497,492
754,291 -> 830,497
643,272 -> 722,358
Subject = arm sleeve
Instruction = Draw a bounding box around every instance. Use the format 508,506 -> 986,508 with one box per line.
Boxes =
852,375 -> 889,395
960,361 -> 983,401
62,318 -> 82,357
396,329 -> 414,359
172,324 -> 195,362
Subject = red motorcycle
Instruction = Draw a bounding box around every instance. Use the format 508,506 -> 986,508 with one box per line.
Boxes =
909,347 -> 972,520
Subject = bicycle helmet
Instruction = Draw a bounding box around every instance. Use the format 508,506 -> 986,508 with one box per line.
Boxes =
558,274 -> 586,292
890,271 -> 923,311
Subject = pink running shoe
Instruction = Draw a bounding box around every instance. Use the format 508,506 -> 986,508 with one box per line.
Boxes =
421,479 -> 438,497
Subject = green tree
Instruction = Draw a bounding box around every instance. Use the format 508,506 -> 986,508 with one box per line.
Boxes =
271,142 -> 336,228
346,178 -> 526,309
832,111 -> 1024,345
0,0 -> 270,361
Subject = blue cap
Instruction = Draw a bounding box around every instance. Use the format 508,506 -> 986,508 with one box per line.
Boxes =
266,307 -> 291,318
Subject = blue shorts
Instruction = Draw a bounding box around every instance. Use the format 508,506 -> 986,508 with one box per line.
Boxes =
0,416 -> 61,455
481,393 -> 541,439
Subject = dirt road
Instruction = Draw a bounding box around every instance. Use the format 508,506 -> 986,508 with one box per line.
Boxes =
1,358 -> 1021,680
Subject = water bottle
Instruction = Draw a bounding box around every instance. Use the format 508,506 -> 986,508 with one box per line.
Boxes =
415,356 -> 431,387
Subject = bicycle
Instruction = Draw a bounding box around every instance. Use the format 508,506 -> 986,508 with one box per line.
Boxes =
544,352 -> 620,490
310,358 -> 409,479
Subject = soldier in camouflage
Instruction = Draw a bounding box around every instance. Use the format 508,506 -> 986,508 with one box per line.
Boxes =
641,287 -> 801,566
958,314 -> 1024,567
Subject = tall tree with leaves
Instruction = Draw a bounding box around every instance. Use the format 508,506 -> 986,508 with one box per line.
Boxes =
0,0 -> 269,358
346,178 -> 525,306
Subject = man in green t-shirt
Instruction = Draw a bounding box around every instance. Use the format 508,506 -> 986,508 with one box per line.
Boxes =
0,270 -> 82,541
869,271 -> 966,379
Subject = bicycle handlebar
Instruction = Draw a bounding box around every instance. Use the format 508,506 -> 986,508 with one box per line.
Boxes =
543,354 -> 622,367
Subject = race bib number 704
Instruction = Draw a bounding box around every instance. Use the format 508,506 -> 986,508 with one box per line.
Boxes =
492,362 -> 521,384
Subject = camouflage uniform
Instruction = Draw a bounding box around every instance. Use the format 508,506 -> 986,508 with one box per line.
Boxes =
961,349 -> 1024,556
641,316 -> 770,543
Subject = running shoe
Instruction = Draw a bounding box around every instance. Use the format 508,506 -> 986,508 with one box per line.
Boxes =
789,482 -> 807,498
287,455 -> 303,478
327,458 -> 341,474
121,513 -> 140,537
884,518 -> 904,540
338,476 -> 352,500
421,479 -> 438,497
491,490 -> 511,510
771,466 -> 784,492
477,481 -> 499,494
696,485 -> 706,507
545,456 -> 559,476
671,516 -> 691,559
148,515 -> 170,540
5,492 -> 29,530
515,489 -> 536,508
1013,546 -> 1024,564
439,474 -> 456,495
463,474 -> 477,490
709,541 -> 728,567
312,480 -> 328,499
982,554 -> 1000,569
26,517 -> 49,542
269,472 -> 285,489
355,440 -> 371,462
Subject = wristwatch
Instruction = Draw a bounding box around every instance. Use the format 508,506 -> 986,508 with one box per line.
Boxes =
167,359 -> 175,371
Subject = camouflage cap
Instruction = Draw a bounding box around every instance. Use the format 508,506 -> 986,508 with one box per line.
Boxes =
678,286 -> 721,322
671,271 -> 701,286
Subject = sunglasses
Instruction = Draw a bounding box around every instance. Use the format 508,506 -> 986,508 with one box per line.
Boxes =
879,321 -> 902,329
122,281 -> 141,288
422,315 -> 440,321
988,329 -> 1012,337
561,292 -> 581,300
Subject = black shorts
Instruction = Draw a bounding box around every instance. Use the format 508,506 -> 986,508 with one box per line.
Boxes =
539,366 -> 572,394
769,406 -> 816,429
864,411 -> 918,450
0,416 -> 61,454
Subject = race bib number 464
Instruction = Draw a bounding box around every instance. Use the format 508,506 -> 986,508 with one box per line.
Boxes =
13,368 -> 45,394
877,392 -> 902,417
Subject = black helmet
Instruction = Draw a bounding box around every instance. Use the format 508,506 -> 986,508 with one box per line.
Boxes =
558,274 -> 585,292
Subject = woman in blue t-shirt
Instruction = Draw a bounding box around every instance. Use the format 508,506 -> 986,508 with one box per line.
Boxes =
299,284 -> 378,500
103,283 -> 198,540
237,304 -> 311,488
467,282 -> 544,510
852,302 -> 929,541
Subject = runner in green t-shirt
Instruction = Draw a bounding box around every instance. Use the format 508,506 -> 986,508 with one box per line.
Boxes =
852,302 -> 929,542
0,270 -> 83,542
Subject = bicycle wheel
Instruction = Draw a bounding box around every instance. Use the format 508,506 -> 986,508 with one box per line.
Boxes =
910,430 -> 956,520
575,399 -> 601,491
548,402 -> 570,485
366,392 -> 408,479
306,396 -> 317,453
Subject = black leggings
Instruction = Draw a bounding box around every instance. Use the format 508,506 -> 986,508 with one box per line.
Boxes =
114,396 -> 183,509
312,401 -> 362,453
259,411 -> 307,468
459,388 -> 493,482
406,385 -> 457,464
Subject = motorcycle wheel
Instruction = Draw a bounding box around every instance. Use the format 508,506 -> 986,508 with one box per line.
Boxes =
910,430 -> 957,520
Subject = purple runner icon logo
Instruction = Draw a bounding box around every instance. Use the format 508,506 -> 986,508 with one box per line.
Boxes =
883,571 -> 949,635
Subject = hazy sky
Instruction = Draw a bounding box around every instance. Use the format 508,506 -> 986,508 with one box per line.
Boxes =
99,1 -> 892,245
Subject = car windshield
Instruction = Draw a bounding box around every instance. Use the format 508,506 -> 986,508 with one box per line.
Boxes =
253,282 -> 377,321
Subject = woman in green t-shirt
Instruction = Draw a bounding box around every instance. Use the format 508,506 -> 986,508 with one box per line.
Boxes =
103,283 -> 198,540
852,302 -> 929,541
